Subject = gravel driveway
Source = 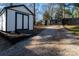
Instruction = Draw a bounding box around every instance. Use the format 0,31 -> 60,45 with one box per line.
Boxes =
0,25 -> 79,56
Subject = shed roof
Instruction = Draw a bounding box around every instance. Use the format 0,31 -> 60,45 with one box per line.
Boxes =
0,4 -> 34,16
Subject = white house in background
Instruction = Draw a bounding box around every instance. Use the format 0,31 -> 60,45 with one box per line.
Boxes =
0,4 -> 34,32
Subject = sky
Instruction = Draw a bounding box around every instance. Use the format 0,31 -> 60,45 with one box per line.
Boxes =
35,3 -> 48,21
0,3 -> 74,22
36,3 -> 74,21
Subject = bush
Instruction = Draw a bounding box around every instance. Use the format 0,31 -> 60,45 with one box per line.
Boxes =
36,21 -> 44,26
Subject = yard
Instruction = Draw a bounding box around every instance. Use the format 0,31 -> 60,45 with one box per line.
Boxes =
0,25 -> 79,56
0,3 -> 79,56
64,25 -> 79,36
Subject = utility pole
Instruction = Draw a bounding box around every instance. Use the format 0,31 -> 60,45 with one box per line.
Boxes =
33,3 -> 36,25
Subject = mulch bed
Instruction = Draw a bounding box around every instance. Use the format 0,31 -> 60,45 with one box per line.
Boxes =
0,31 -> 38,44
0,26 -> 45,44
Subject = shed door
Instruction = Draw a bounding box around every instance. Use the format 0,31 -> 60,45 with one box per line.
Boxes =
16,13 -> 29,30
24,15 -> 28,29
17,13 -> 22,29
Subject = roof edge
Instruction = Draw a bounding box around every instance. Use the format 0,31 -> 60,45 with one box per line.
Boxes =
5,4 -> 34,15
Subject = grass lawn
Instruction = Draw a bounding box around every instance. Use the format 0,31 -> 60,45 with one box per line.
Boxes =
64,25 -> 79,36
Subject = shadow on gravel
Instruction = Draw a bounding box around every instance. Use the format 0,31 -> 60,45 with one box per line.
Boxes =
0,42 -> 62,56
32,28 -> 75,42
29,47 -> 62,56
0,26 -> 77,56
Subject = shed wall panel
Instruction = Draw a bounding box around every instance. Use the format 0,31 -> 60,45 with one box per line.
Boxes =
0,15 -> 3,30
24,15 -> 28,29
1,12 -> 6,31
7,9 -> 15,32
2,13 -> 6,31
29,15 -> 33,30
17,13 -> 22,29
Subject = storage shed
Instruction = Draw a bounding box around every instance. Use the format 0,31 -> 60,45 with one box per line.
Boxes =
0,4 -> 34,32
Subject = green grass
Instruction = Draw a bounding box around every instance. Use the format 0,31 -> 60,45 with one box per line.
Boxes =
64,25 -> 79,35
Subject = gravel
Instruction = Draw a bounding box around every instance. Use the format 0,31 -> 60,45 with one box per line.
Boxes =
0,26 -> 79,56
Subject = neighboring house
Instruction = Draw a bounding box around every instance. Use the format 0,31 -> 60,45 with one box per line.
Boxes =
0,4 -> 34,32
50,19 -> 58,25
50,19 -> 62,25
42,19 -> 59,25
62,18 -> 79,25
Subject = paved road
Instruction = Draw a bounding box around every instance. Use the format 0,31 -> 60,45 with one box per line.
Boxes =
0,25 -> 79,56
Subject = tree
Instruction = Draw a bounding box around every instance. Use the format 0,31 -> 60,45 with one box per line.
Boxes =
55,3 -> 64,20
64,9 -> 72,18
43,11 -> 51,20
47,3 -> 55,20
73,3 -> 79,18
43,10 -> 51,25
